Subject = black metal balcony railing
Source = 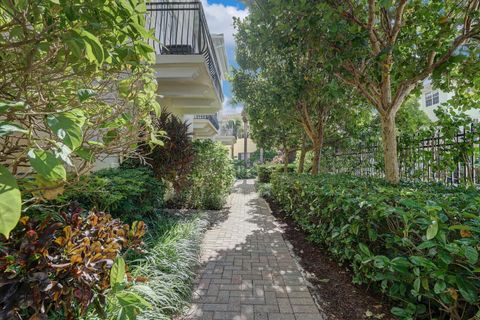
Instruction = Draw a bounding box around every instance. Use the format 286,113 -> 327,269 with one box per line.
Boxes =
194,114 -> 220,131
146,1 -> 224,102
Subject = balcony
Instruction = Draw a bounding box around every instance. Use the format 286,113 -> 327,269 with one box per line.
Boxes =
193,114 -> 220,137
146,1 -> 227,115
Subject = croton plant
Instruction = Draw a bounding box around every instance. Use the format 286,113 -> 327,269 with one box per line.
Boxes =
0,204 -> 145,319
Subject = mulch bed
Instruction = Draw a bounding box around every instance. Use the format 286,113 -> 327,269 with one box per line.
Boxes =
265,197 -> 395,320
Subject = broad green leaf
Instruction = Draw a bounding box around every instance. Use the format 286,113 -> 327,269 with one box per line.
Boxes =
110,257 -> 126,287
464,246 -> 478,264
456,275 -> 477,303
28,149 -> 66,181
358,243 -> 371,257
0,122 -> 28,136
77,28 -> 104,64
426,218 -> 438,240
75,147 -> 94,162
116,291 -> 151,308
77,89 -> 96,102
46,109 -> 85,150
0,165 -> 21,238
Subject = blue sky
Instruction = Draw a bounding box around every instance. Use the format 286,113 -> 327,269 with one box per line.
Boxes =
200,0 -> 248,114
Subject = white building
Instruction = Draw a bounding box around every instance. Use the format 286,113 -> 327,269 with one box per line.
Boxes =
146,0 -> 228,138
419,79 -> 480,121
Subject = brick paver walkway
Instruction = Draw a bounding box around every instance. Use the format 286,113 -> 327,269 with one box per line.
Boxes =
186,179 -> 325,320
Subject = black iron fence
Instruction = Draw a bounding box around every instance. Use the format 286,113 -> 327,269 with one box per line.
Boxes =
194,114 -> 219,130
146,1 -> 224,102
322,124 -> 480,185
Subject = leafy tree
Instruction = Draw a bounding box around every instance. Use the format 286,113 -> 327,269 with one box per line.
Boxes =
0,0 -> 160,237
303,0 -> 480,183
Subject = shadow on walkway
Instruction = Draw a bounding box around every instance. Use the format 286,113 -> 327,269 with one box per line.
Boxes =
184,179 -> 326,320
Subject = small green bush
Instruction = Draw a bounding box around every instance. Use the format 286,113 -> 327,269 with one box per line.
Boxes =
234,160 -> 257,179
256,182 -> 273,199
61,167 -> 165,220
271,173 -> 480,320
257,164 -> 296,183
176,140 -> 235,210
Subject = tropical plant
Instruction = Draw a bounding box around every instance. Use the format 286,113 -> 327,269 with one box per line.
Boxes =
0,206 -> 145,319
141,108 -> 194,192
0,0 -> 161,238
271,173 -> 480,319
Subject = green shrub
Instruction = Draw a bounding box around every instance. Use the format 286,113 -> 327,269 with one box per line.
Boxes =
61,167 -> 165,220
257,164 -> 296,183
176,140 -> 235,210
234,160 -> 257,179
256,182 -> 273,199
271,173 -> 480,320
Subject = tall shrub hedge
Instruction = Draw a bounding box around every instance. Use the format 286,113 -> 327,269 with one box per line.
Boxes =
271,173 -> 480,320
257,164 -> 296,183
176,140 -> 235,210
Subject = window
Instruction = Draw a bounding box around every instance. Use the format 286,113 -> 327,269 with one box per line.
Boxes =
425,91 -> 440,107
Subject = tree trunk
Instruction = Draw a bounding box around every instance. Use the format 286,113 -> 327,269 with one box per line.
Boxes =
311,142 -> 321,175
259,148 -> 264,164
380,114 -> 400,184
243,122 -> 248,168
311,124 -> 325,176
298,135 -> 307,174
283,149 -> 289,173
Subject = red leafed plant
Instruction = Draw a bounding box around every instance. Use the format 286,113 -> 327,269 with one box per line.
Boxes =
0,204 -> 145,319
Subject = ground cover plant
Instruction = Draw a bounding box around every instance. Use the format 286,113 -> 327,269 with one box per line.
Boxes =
125,214 -> 207,320
271,173 -> 480,320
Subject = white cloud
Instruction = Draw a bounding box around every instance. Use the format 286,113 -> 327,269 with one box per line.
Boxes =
222,97 -> 243,114
200,1 -> 248,47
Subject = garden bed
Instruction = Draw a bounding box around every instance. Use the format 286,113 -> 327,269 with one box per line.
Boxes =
265,196 -> 394,320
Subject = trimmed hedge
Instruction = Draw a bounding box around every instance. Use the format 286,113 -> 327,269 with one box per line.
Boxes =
271,173 -> 480,320
61,167 -> 166,220
257,164 -> 296,183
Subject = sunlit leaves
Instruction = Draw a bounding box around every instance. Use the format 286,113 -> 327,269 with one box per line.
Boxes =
0,165 -> 21,238
46,109 -> 85,150
27,149 -> 66,181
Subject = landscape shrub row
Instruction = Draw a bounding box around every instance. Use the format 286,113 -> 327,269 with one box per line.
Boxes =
257,164 -> 296,183
270,173 -> 480,320
60,167 -> 166,222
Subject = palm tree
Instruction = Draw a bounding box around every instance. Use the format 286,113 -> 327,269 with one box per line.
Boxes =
241,109 -> 248,168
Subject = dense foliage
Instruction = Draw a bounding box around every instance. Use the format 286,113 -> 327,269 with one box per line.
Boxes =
270,173 -> 480,319
0,0 -> 160,238
142,109 -> 194,192
257,164 -> 296,183
126,215 -> 207,319
234,160 -> 257,179
60,168 -> 165,221
234,0 -> 480,183
175,140 -> 235,210
0,206 -> 145,319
